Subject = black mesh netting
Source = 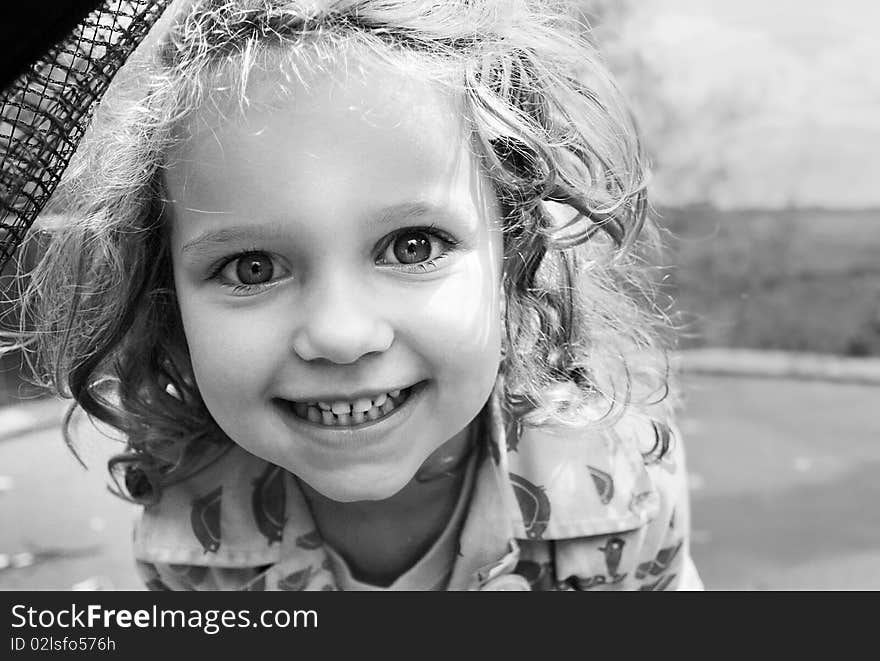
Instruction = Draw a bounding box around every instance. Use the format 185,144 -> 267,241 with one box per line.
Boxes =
0,0 -> 172,272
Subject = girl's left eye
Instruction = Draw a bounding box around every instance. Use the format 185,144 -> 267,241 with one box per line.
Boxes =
377,228 -> 459,271
211,251 -> 288,293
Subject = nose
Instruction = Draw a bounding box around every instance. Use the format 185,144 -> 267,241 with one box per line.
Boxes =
291,270 -> 394,364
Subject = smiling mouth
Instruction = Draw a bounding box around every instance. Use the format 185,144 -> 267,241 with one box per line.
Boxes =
282,384 -> 421,428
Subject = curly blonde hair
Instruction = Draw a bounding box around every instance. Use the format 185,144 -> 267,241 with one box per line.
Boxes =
10,0 -> 673,502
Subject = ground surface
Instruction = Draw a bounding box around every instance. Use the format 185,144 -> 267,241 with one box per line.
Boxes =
1,373 -> 878,590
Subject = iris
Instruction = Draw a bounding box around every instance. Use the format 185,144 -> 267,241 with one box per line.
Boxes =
236,253 -> 274,284
392,231 -> 432,264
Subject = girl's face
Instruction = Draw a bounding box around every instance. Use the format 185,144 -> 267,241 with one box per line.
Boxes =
165,59 -> 504,502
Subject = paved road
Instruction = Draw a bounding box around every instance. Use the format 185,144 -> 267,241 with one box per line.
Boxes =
682,375 -> 880,589
0,412 -> 142,590
1,374 -> 878,590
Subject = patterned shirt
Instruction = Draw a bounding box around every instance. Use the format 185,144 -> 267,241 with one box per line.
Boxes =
133,393 -> 703,591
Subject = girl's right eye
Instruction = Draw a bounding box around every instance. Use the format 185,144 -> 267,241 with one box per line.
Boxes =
210,251 -> 289,294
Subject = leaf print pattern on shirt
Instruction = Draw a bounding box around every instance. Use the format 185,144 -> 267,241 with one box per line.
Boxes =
598,537 -> 626,576
251,465 -> 286,544
509,472 -> 551,540
191,486 -> 223,553
587,465 -> 614,505
635,540 -> 683,579
278,567 -> 314,591
567,572 -> 627,590
639,574 -> 676,591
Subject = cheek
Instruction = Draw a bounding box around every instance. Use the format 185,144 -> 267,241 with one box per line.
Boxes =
176,293 -> 289,403
404,251 -> 503,386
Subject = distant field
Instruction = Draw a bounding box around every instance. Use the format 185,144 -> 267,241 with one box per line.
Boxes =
659,206 -> 880,356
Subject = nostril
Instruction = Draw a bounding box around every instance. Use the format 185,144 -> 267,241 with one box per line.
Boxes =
290,319 -> 394,364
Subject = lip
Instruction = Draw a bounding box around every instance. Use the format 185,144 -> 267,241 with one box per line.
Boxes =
273,381 -> 427,450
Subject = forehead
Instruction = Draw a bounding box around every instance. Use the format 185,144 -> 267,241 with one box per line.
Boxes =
196,46 -> 461,140
163,50 -> 485,222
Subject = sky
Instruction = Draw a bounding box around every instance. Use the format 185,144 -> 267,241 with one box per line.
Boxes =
603,0 -> 880,208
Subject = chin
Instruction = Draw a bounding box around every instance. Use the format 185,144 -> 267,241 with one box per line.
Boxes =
303,468 -> 412,504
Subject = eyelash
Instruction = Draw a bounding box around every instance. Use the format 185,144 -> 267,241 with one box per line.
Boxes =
207,250 -> 286,296
375,225 -> 462,273
207,226 -> 462,295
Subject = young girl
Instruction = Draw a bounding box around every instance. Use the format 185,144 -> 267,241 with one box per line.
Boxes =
16,0 -> 702,590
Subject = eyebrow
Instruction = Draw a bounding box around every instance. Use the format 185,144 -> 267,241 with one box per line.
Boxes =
180,226 -> 287,255
179,202 -> 468,255
373,201 -> 465,226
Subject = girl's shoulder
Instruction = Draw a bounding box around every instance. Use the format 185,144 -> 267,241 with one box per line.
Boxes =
506,404 -> 682,541
505,405 -> 701,590
132,444 -> 285,570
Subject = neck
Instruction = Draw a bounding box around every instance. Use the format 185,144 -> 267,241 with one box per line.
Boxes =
300,424 -> 475,586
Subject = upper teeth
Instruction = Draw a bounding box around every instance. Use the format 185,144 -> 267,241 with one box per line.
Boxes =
316,390 -> 400,415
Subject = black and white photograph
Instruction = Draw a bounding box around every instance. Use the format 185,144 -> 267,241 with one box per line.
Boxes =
1,0 -> 878,600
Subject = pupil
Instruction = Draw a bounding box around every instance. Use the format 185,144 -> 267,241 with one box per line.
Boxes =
393,232 -> 431,264
236,254 -> 273,284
